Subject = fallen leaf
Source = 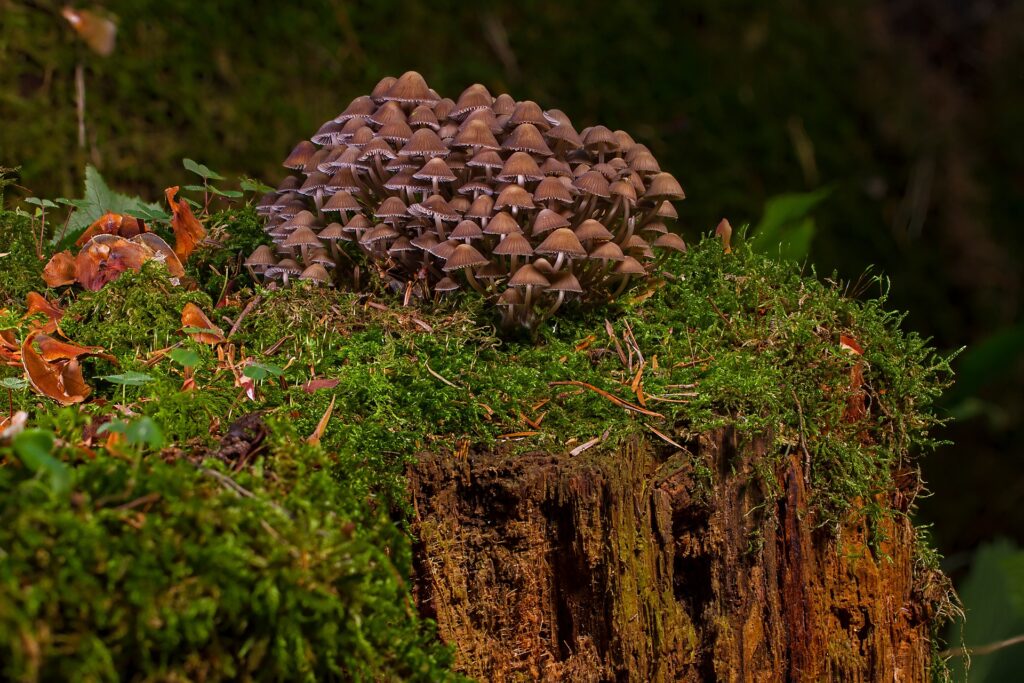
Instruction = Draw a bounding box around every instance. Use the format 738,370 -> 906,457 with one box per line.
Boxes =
132,233 -> 185,277
75,211 -> 145,247
306,395 -> 335,445
165,186 -> 206,262
181,303 -> 224,344
302,378 -> 341,393
839,334 -> 864,355
42,250 -> 78,287
24,292 -> 64,334
21,333 -> 89,405
76,234 -> 153,291
33,333 -> 115,363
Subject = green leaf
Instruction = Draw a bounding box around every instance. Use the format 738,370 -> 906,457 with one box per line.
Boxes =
56,166 -> 164,247
243,362 -> 284,381
240,178 -> 275,194
100,371 -> 155,386
182,158 -> 225,181
946,540 -> 1024,682
947,324 -> 1024,403
12,429 -> 70,494
124,205 -> 171,222
25,197 -> 58,208
167,348 -> 201,367
125,416 -> 165,449
209,187 -> 243,198
0,377 -> 29,390
750,187 -> 832,262
182,184 -> 207,192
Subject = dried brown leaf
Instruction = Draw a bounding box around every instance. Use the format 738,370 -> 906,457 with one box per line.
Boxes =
165,186 -> 206,262
42,250 -> 78,288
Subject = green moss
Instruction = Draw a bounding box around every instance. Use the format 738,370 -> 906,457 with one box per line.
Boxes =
61,261 -> 215,356
0,207 -> 955,677
0,414 -> 461,682
0,210 -> 47,307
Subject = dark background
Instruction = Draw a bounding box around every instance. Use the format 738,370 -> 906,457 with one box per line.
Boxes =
2,0 -> 1022,674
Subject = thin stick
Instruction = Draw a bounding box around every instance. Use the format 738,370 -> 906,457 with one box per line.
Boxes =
228,295 -> 261,338
941,633 -> 1024,658
548,380 -> 664,418
424,360 -> 461,389
75,62 -> 86,149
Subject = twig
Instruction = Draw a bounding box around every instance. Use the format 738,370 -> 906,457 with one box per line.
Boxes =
424,360 -> 461,389
604,320 -> 628,367
548,380 -> 664,418
941,633 -> 1024,658
569,436 -> 601,456
672,355 -> 714,369
645,424 -> 685,450
228,295 -> 261,338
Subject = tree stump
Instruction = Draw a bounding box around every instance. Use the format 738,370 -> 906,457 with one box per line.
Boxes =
410,428 -> 938,682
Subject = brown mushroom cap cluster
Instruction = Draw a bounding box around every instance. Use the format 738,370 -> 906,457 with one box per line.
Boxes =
251,71 -> 686,330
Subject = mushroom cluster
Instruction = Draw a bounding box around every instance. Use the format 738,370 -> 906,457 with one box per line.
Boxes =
250,71 -> 686,330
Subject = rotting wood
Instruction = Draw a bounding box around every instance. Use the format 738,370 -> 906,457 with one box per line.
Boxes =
409,428 -> 941,682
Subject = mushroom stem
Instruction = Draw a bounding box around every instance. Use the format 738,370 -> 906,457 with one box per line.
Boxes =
611,274 -> 632,299
541,290 -> 566,322
464,267 -> 487,295
433,215 -> 447,241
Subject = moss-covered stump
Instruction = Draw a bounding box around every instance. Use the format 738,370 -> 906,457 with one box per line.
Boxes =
410,429 -> 938,682
1,206 -> 954,681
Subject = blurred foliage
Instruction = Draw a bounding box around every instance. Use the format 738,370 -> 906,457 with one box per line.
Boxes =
945,541 -> 1024,682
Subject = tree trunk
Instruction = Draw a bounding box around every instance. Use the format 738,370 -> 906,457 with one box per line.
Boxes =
409,428 -> 938,682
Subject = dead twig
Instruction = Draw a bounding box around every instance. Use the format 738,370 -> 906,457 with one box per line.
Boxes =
548,380 -> 664,418
228,295 -> 261,338
941,633 -> 1024,658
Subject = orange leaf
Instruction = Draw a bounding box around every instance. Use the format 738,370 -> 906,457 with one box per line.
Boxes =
75,212 -> 146,247
306,395 -> 336,446
181,303 -> 224,344
42,250 -> 78,288
21,333 -> 90,405
33,333 -> 115,363
132,233 -> 185,278
165,186 -> 206,262
76,234 -> 152,291
24,292 -> 63,334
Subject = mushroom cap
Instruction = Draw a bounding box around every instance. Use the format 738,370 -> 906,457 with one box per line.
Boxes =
318,223 -> 347,241
657,201 -> 679,219
450,219 -> 484,240
502,123 -> 552,156
483,211 -> 522,236
574,219 -> 614,242
465,195 -> 495,219
409,104 -> 440,130
443,243 -> 489,271
492,232 -> 534,257
452,83 -> 493,118
614,256 -> 648,275
532,209 -> 571,235
414,157 -> 457,182
494,185 -> 535,211
643,172 -> 685,200
453,119 -> 501,150
574,170 -> 611,198
508,263 -> 550,288
299,263 -> 331,284
382,71 -> 438,104
535,228 -> 586,258
245,244 -> 278,268
376,196 -> 409,220
508,100 -> 548,128
283,140 -> 317,170
283,226 -> 323,249
548,271 -> 583,293
435,276 -> 461,292
652,232 -> 687,252
413,194 -> 460,221
533,176 -> 575,204
497,152 -> 543,182
588,240 -> 625,262
400,128 -> 448,157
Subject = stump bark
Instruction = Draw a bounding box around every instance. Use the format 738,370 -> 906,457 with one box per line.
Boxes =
409,428 -> 937,682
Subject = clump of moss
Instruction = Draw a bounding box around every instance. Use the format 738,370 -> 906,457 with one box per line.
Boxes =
61,261 -> 215,357
0,210 -> 47,307
0,413 -> 461,682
